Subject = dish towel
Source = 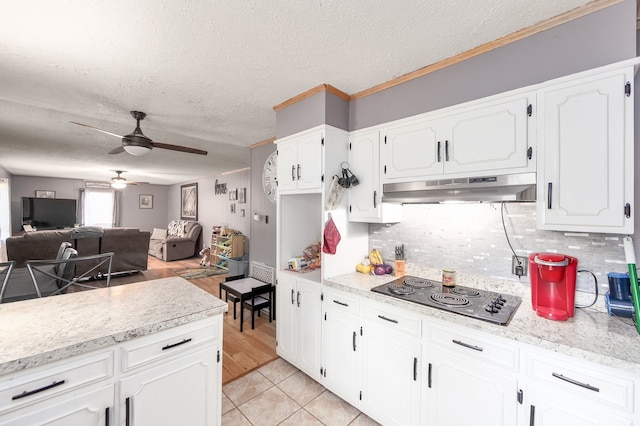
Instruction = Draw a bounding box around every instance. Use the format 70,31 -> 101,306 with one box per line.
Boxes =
322,214 -> 341,255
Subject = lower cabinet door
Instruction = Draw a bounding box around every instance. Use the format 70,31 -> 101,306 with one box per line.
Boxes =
119,345 -> 218,426
524,383 -> 632,426
360,322 -> 421,426
0,384 -> 113,426
321,309 -> 360,405
426,347 -> 517,426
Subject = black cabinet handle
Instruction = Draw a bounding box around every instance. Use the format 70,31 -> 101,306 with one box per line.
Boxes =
12,379 -> 65,400
452,339 -> 483,352
625,203 -> 631,218
333,300 -> 348,307
377,314 -> 398,323
105,407 -> 110,426
125,397 -> 131,426
373,191 -> 377,208
291,289 -> 295,304
445,140 -> 449,161
162,338 -> 192,351
353,331 -> 357,351
437,141 -> 441,162
297,164 -> 301,180
547,182 -> 552,209
413,357 -> 417,381
552,372 -> 600,392
297,291 -> 301,307
529,405 -> 535,426
428,363 -> 432,388
291,165 -> 295,181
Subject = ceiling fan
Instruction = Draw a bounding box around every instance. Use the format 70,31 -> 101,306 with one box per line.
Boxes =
71,111 -> 208,156
110,170 -> 145,189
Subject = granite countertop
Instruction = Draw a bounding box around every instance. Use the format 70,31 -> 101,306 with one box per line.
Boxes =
0,277 -> 228,376
325,267 -> 640,375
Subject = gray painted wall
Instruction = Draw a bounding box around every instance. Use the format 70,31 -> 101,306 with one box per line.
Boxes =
277,91 -> 350,138
349,0 -> 636,130
168,170 -> 252,256
250,143 -> 277,267
9,176 -> 170,234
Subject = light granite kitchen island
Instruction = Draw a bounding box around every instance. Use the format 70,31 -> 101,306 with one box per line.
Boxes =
0,276 -> 228,425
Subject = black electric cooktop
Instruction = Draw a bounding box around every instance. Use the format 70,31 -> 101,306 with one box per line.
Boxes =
371,276 -> 521,326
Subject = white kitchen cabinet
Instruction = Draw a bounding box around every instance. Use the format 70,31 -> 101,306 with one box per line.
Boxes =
0,316 -> 223,426
276,272 -> 322,381
0,385 -> 113,426
521,347 -> 636,426
536,65 -> 634,233
381,92 -> 535,182
119,345 -> 218,425
424,322 -> 519,426
321,288 -> 361,405
347,129 -> 402,223
359,301 -> 422,426
276,129 -> 323,192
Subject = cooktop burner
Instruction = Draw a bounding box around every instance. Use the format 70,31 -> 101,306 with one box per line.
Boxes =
388,284 -> 415,295
430,293 -> 470,306
370,275 -> 521,326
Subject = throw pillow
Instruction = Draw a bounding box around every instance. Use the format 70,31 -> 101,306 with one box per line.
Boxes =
151,228 -> 167,240
167,220 -> 188,237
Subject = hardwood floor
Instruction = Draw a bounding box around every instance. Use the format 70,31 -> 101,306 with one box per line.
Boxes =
105,255 -> 277,385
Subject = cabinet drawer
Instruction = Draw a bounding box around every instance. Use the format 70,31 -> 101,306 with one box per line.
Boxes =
526,350 -> 634,412
121,318 -> 218,372
362,302 -> 421,337
426,323 -> 519,371
323,288 -> 359,316
0,351 -> 113,413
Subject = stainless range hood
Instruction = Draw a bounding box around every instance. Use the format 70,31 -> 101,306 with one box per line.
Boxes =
382,172 -> 536,204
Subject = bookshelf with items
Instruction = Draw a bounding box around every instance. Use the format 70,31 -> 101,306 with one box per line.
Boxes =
211,229 -> 244,270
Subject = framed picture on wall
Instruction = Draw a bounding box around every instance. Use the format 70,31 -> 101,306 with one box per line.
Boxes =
181,183 -> 198,220
139,194 -> 153,209
229,188 -> 237,201
238,188 -> 246,204
35,190 -> 55,198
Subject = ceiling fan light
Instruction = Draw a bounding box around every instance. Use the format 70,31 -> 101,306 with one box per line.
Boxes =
111,179 -> 127,189
123,145 -> 152,156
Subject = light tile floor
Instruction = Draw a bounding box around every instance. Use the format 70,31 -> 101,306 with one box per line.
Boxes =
222,358 -> 381,426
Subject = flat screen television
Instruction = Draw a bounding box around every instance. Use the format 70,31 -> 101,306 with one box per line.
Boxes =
22,197 -> 77,230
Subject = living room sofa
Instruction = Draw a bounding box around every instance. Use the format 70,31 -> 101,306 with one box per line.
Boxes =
6,228 -> 151,275
148,221 -> 202,262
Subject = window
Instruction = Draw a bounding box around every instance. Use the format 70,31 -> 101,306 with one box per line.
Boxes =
84,189 -> 115,228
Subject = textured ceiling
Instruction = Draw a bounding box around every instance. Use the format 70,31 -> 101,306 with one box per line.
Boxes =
0,0 -> 591,185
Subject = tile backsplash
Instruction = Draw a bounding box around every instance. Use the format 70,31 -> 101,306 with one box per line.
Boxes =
369,203 -> 628,294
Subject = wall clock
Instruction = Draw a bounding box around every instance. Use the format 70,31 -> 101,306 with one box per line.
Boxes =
262,151 -> 277,204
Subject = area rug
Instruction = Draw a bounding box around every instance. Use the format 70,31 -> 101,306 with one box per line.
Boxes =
173,266 -> 227,280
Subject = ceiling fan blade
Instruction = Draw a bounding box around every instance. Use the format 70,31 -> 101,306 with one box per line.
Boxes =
152,142 -> 208,156
70,121 -> 124,139
109,146 -> 125,154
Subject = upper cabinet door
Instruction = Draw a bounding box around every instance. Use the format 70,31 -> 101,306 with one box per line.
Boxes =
277,139 -> 299,192
276,131 -> 323,193
381,118 -> 441,180
444,93 -> 534,175
348,130 -> 380,219
537,66 -> 634,233
297,132 -> 323,190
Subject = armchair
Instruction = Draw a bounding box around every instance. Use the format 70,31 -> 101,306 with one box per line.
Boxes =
148,221 -> 202,261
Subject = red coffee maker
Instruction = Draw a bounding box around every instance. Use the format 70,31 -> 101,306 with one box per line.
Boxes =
529,253 -> 578,321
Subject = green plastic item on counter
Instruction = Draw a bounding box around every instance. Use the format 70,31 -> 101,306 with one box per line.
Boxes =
623,236 -> 640,335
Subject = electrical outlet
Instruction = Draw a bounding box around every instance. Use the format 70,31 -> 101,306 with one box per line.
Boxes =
512,255 -> 528,277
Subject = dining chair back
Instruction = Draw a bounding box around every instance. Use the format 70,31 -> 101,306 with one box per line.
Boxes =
224,274 -> 245,319
0,261 -> 16,303
242,283 -> 274,330
27,251 -> 114,297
